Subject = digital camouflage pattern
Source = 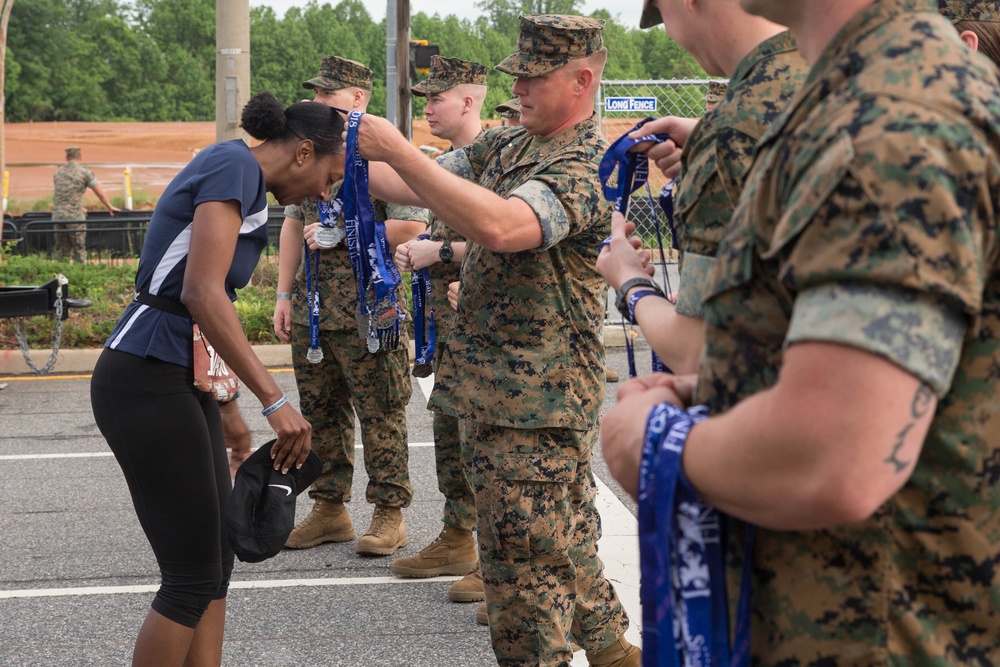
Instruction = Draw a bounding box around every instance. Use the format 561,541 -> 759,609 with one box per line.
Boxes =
284,193 -> 425,507
422,139 -> 482,532
695,0 -> 1000,662
426,110 -> 628,663
466,421 -> 628,663
673,31 -> 807,319
302,55 -> 373,91
702,80 -> 728,107
427,116 -> 611,430
52,160 -> 97,220
53,160 -> 98,262
411,55 -> 488,96
495,15 -> 605,77
938,0 -> 1000,21
495,98 -> 521,115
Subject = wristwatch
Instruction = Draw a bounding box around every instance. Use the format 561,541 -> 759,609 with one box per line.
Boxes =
615,277 -> 663,317
439,239 -> 454,263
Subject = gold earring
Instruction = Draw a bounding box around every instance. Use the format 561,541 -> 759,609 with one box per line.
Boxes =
297,159 -> 302,166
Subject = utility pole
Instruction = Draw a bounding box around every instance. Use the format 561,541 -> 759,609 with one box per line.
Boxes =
0,0 -> 14,213
216,0 -> 251,143
385,0 -> 411,140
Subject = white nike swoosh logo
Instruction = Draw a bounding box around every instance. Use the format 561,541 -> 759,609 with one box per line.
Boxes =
268,484 -> 293,497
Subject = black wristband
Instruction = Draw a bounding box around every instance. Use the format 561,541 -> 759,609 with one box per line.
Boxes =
615,277 -> 661,315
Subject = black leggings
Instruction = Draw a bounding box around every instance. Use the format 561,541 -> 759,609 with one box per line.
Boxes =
91,348 -> 235,628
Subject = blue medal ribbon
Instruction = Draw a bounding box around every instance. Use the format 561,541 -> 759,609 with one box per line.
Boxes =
343,110 -> 404,351
599,118 -> 675,377
303,239 -> 323,363
638,402 -> 751,667
411,233 -> 436,376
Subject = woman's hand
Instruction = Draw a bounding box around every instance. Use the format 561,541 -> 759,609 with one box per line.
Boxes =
265,403 -> 313,474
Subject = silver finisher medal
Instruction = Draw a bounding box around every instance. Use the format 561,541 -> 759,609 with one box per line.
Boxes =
314,225 -> 345,249
306,347 -> 324,364
367,335 -> 380,353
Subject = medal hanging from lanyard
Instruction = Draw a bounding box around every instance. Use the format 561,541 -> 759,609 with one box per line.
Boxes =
410,233 -> 436,378
342,110 -> 406,353
598,117 -> 675,378
639,402 -> 753,667
303,189 -> 348,365
314,187 -> 346,249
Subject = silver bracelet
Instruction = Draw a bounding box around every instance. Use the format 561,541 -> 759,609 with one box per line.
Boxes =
276,292 -> 291,301
261,395 -> 288,417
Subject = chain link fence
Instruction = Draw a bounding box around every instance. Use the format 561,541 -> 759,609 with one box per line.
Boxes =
597,79 -> 727,250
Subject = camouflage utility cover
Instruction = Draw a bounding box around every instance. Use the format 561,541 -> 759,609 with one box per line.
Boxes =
938,0 -> 1000,21
427,117 -> 611,429
495,98 -> 521,115
696,0 -> 1000,662
284,191 -> 426,332
673,31 -> 807,318
52,161 -> 98,219
411,55 -> 488,96
496,14 -> 605,77
303,55 -> 373,91
702,80 -> 728,105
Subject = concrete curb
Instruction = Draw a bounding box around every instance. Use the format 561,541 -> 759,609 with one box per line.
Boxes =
1,325 -> 631,376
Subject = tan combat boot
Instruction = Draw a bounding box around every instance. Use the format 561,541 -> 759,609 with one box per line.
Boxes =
605,366 -> 620,383
284,498 -> 355,549
448,563 -> 485,602
585,635 -> 641,667
355,505 -> 407,556
475,601 -> 489,625
390,525 -> 477,577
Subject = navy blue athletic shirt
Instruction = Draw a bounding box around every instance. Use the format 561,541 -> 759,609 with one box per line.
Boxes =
105,140 -> 269,367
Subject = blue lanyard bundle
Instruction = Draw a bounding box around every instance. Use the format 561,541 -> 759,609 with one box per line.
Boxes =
598,118 -> 674,377
410,233 -> 436,378
343,111 -> 405,353
639,402 -> 753,667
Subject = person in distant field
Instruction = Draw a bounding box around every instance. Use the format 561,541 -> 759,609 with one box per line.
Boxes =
52,146 -> 119,262
274,55 -> 426,558
495,98 -> 521,126
390,55 -> 488,605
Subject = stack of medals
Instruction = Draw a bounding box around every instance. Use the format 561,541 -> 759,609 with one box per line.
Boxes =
342,110 -> 406,354
598,118 -> 674,378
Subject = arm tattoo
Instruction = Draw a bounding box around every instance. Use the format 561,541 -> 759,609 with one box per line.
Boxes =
884,384 -> 933,474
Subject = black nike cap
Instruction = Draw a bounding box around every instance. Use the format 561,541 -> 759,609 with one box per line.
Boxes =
225,440 -> 322,563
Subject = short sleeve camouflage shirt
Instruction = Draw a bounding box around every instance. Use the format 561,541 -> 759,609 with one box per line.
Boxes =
673,31 -> 807,317
696,0 -> 1000,663
427,117 -> 611,429
52,162 -> 98,219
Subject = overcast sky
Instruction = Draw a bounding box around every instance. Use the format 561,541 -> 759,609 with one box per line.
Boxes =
248,0 -> 642,28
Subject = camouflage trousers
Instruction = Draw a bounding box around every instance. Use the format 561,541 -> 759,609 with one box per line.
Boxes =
292,324 -> 413,507
466,421 -> 629,666
434,410 -> 476,530
53,222 -> 86,263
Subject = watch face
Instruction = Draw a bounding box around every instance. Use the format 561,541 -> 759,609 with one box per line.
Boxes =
439,244 -> 454,262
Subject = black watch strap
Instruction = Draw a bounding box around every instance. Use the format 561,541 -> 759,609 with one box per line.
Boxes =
615,277 -> 661,315
439,239 -> 454,263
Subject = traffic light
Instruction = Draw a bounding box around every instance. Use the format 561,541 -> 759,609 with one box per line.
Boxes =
411,40 -> 439,74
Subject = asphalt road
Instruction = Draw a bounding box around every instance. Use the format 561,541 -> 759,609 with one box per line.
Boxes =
0,330 -> 673,666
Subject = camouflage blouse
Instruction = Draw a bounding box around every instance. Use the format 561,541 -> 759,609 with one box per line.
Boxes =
697,0 -> 1000,662
428,116 -> 612,429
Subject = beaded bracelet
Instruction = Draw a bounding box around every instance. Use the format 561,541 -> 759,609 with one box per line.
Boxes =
261,395 -> 288,417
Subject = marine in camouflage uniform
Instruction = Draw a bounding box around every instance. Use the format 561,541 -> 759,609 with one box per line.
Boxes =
690,0 -> 1000,662
422,16 -> 634,666
410,55 -> 489,535
278,56 -> 427,557
671,31 -> 807,322
51,147 -> 97,262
